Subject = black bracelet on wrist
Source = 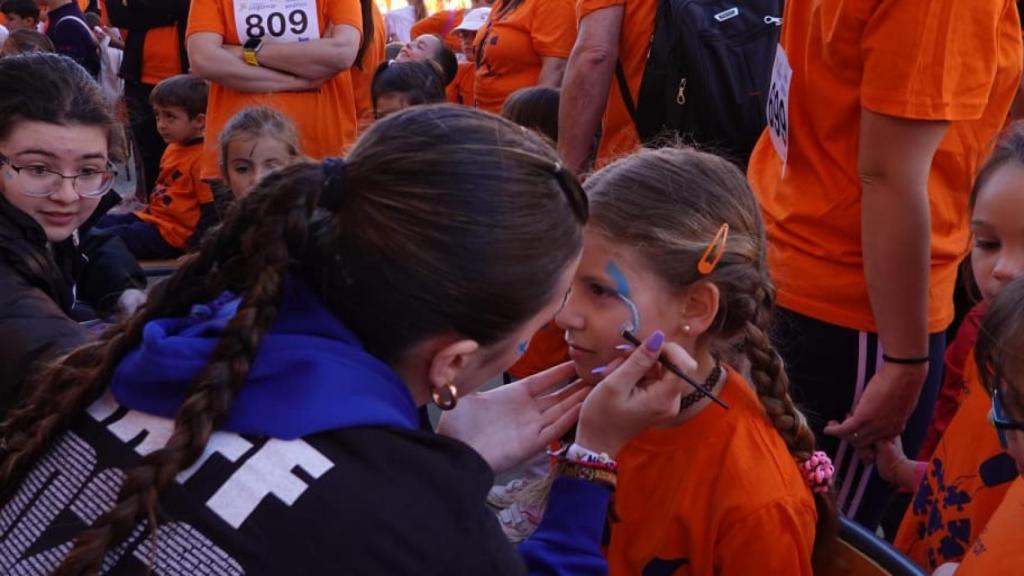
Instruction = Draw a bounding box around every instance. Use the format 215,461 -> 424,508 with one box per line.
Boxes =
882,353 -> 930,365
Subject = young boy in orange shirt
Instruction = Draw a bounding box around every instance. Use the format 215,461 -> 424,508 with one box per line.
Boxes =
95,74 -> 215,259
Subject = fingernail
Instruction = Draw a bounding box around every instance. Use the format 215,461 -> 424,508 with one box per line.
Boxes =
615,344 -> 634,352
644,330 -> 664,352
591,366 -> 609,375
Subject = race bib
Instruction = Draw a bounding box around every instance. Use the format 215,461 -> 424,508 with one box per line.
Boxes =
766,43 -> 791,165
234,0 -> 320,44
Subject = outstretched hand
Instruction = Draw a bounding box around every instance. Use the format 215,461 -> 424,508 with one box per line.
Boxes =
436,362 -> 588,474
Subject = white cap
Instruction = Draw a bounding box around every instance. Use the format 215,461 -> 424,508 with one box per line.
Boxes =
453,8 -> 491,33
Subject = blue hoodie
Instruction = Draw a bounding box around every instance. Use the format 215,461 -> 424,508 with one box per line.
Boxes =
111,277 -> 609,575
110,277 -> 419,438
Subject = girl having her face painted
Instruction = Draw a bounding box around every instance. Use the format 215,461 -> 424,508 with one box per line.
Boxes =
555,147 -> 838,575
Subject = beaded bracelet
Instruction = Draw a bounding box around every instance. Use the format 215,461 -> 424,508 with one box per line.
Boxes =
558,461 -> 618,490
566,443 -> 618,472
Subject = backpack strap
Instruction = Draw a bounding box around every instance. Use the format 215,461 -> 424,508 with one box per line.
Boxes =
615,60 -> 640,132
55,14 -> 99,47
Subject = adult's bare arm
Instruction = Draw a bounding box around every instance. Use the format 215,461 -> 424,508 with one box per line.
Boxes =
556,6 -> 623,174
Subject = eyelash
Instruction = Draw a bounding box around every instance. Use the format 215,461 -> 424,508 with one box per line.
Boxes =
587,282 -> 614,298
975,238 -> 1000,251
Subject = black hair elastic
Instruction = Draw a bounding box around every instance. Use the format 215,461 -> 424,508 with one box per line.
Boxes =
319,157 -> 347,211
882,353 -> 930,365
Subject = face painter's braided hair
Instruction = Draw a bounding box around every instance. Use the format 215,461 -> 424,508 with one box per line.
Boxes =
585,146 -> 838,571
0,105 -> 587,574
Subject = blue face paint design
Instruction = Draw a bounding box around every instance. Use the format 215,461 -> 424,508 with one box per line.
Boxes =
605,262 -> 631,298
606,261 -> 640,332
516,340 -> 529,355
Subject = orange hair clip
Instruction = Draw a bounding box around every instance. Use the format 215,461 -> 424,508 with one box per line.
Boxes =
697,223 -> 729,275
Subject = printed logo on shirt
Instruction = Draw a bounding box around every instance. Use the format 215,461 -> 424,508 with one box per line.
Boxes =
0,392 -> 335,573
909,451 -> 1017,568
234,0 -> 321,44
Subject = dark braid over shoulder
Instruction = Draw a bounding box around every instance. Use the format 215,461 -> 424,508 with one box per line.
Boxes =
0,105 -> 588,573
56,165 -> 323,575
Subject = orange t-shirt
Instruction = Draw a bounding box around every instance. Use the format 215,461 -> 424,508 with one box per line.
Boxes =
472,0 -> 575,113
955,476 -> 1024,575
577,0 -> 655,167
187,0 -> 363,180
447,60 -> 475,105
141,25 -> 184,85
135,140 -> 214,249
746,0 -> 1023,333
410,8 -> 464,53
607,368 -> 817,575
351,0 -> 385,128
507,320 -> 568,379
893,352 -> 1018,571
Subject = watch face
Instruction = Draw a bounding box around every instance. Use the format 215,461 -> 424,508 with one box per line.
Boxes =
244,38 -> 262,50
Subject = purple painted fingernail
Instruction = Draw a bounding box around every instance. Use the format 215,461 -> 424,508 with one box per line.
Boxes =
591,365 -> 609,375
644,330 -> 664,352
615,344 -> 635,352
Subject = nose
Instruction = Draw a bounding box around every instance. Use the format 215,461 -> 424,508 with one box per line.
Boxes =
49,176 -> 79,204
555,288 -> 584,331
992,249 -> 1024,285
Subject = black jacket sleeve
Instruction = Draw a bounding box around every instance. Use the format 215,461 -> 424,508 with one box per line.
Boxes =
77,233 -> 146,318
0,263 -> 90,418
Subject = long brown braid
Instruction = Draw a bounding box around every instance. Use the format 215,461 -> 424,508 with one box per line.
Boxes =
0,105 -> 587,573
585,147 -> 838,571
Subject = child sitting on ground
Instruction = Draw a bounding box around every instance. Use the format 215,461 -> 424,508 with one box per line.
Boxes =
94,74 -> 214,258
218,107 -> 303,201
372,60 -> 447,119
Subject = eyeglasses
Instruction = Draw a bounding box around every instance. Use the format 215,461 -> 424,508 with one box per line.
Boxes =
991,389 -> 1024,430
990,388 -> 1024,448
0,154 -> 116,198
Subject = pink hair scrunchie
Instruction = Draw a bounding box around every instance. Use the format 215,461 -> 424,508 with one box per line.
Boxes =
801,451 -> 835,494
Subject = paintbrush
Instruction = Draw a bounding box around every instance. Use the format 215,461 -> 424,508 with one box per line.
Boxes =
621,329 -> 729,410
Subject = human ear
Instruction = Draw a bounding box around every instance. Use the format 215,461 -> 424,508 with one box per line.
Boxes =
427,339 -> 481,399
679,282 -> 720,337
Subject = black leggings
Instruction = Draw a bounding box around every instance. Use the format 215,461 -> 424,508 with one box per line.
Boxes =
772,307 -> 945,530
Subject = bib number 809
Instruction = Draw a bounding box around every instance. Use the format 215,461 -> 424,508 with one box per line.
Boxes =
246,10 -> 308,39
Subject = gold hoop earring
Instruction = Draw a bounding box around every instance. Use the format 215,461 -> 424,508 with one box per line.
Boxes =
431,383 -> 459,411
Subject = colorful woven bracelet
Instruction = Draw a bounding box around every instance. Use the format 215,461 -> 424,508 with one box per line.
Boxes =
558,462 -> 618,490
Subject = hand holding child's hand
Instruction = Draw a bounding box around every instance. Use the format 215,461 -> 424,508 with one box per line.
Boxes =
437,362 -> 589,474
874,437 -> 906,484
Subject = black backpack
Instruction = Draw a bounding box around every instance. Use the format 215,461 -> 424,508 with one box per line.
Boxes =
616,0 -> 783,165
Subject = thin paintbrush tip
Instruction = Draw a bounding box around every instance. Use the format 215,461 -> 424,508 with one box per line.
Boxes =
619,329 -> 729,410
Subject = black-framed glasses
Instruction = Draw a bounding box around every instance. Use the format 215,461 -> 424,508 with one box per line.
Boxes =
0,154 -> 116,198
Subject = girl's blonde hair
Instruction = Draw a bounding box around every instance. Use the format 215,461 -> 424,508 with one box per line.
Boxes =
585,146 -> 838,571
218,106 -> 302,179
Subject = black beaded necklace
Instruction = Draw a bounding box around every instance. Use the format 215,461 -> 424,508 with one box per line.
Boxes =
678,363 -> 723,413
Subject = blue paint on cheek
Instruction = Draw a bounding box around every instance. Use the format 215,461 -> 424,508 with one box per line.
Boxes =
517,340 -> 529,355
605,262 -> 631,298
606,261 -> 640,332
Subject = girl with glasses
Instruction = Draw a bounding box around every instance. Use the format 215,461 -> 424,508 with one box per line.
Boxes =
874,122 -> 1024,570
0,52 -> 144,421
